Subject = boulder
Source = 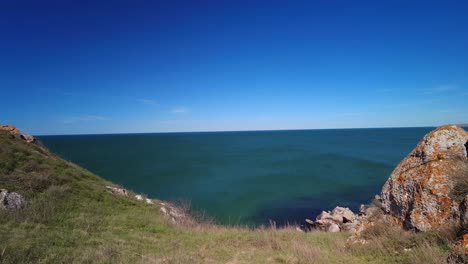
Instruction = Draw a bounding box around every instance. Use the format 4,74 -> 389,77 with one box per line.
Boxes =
381,125 -> 468,231
331,206 -> 356,223
0,189 -> 26,210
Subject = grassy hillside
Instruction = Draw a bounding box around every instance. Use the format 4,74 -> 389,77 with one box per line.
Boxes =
0,130 -> 458,263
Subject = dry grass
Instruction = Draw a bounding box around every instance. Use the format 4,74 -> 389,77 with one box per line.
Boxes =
351,216 -> 460,263
447,242 -> 468,263
449,159 -> 468,203
169,199 -> 217,228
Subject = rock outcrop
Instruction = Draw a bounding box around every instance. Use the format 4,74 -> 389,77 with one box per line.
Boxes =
0,124 -> 36,144
0,125 -> 21,135
0,189 -> 26,210
381,125 -> 468,231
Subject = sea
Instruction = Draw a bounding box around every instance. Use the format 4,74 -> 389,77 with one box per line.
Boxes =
37,127 -> 434,226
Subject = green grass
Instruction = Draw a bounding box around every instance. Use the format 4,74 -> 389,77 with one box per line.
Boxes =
0,130 -> 460,263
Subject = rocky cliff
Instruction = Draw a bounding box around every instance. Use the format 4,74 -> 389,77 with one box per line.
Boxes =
0,124 -> 36,143
308,125 -> 468,251
0,124 -> 21,135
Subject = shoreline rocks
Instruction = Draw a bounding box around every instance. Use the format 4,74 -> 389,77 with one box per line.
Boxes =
305,206 -> 360,233
305,125 -> 468,249
347,125 -> 468,251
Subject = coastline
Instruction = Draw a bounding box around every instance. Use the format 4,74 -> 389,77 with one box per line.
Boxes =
0,124 -> 467,263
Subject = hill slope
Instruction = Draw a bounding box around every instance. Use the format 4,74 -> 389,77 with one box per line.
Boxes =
0,129 -> 459,263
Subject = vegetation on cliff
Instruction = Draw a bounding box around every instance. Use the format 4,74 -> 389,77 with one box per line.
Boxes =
0,128 -> 466,263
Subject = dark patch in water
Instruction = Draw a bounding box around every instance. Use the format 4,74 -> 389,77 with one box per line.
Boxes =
251,198 -> 328,227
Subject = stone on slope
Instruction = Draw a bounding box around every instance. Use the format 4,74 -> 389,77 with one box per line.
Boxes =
0,189 -> 26,210
22,134 -> 36,143
106,186 -> 128,196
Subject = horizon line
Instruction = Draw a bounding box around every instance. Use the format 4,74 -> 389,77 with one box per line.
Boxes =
32,124 -> 468,137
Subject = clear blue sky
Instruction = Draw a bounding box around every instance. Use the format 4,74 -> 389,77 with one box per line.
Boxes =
1,0 -> 467,135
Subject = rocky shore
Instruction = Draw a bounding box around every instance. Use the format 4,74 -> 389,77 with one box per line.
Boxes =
300,124 -> 468,253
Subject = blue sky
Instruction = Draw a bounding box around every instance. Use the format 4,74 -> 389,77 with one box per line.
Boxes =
1,0 -> 467,135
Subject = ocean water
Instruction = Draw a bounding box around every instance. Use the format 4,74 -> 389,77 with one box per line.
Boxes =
38,127 -> 433,226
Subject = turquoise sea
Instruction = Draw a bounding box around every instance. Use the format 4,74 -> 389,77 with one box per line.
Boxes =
38,127 -> 433,226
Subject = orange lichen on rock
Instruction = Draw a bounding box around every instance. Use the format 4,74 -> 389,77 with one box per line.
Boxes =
381,125 -> 468,231
0,124 -> 21,135
455,233 -> 468,252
